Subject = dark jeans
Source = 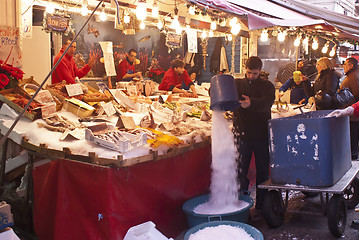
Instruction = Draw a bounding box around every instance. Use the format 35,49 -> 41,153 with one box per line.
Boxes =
350,121 -> 359,159
236,139 -> 270,209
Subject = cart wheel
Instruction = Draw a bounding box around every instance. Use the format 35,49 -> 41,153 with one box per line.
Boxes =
301,191 -> 319,197
343,177 -> 359,209
327,194 -> 347,237
263,190 -> 284,228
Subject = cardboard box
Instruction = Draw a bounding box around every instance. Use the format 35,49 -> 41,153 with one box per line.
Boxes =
63,98 -> 95,118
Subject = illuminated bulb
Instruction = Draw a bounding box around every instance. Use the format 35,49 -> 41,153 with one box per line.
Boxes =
176,27 -> 182,34
277,31 -> 286,42
157,20 -> 163,29
188,6 -> 195,15
185,25 -> 190,33
100,9 -> 107,21
46,5 -> 55,14
229,17 -> 238,27
329,47 -> 336,57
136,2 -> 147,21
209,30 -> 214,38
322,42 -> 329,53
231,23 -> 241,35
124,14 -> 130,23
201,31 -> 207,39
210,22 -> 216,31
140,21 -> 146,29
312,38 -> 319,50
170,15 -> 180,30
260,30 -> 268,42
294,37 -> 301,47
303,37 -> 309,45
152,3 -> 158,18
81,5 -> 88,16
220,19 -> 226,27
227,34 -> 233,41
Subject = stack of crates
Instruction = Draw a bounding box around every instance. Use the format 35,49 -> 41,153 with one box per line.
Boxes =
268,110 -> 352,187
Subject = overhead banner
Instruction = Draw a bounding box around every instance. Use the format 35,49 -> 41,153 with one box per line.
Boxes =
99,41 -> 116,76
21,0 -> 33,39
0,26 -> 22,68
187,29 -> 198,53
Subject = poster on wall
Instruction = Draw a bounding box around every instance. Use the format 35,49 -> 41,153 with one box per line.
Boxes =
21,0 -> 33,39
99,41 -> 116,76
0,26 -> 22,68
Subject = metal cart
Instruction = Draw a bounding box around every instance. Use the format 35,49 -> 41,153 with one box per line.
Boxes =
258,161 -> 359,237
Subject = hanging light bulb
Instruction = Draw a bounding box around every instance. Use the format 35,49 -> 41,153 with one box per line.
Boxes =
157,20 -> 163,29
303,37 -> 309,45
329,46 -> 336,57
261,30 -> 268,42
176,26 -> 182,34
210,21 -> 216,31
220,19 -> 227,27
294,36 -> 301,47
209,30 -> 214,38
229,17 -> 238,27
140,21 -> 146,29
46,0 -> 55,14
231,23 -> 241,35
171,15 -> 181,30
277,31 -> 286,42
322,41 -> 329,53
201,31 -> 207,39
100,4 -> 107,21
136,0 -> 147,21
81,5 -> 88,16
227,34 -> 233,41
124,14 -> 130,24
152,2 -> 159,18
188,5 -> 195,15
312,37 -> 319,50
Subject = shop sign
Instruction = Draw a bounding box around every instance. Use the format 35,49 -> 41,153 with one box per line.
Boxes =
45,14 -> 70,33
166,33 -> 182,52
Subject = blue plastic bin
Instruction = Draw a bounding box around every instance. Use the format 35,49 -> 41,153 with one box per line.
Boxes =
210,74 -> 241,111
182,194 -> 253,228
268,110 -> 352,187
184,221 -> 263,240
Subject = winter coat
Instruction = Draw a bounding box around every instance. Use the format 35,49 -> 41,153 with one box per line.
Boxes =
340,67 -> 359,101
279,78 -> 308,104
233,76 -> 275,141
303,68 -> 339,97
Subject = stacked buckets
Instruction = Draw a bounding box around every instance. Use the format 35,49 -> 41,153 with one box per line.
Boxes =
181,75 -> 263,239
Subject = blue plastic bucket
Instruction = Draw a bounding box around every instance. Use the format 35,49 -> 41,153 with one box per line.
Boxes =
210,74 -> 241,111
184,221 -> 264,240
182,194 -> 254,228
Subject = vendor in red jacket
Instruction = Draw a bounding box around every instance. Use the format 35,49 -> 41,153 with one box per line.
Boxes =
116,49 -> 142,81
52,37 -> 96,84
159,59 -> 198,97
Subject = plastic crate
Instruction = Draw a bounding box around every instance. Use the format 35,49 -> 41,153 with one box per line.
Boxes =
268,110 -> 352,187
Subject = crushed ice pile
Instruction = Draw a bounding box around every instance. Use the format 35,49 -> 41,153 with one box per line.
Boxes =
194,111 -> 248,214
188,225 -> 254,240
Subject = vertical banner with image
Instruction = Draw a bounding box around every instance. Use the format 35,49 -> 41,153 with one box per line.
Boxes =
21,0 -> 33,39
0,26 -> 22,68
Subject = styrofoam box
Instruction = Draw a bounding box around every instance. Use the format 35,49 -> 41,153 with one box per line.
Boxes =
124,221 -> 173,240
268,110 -> 352,187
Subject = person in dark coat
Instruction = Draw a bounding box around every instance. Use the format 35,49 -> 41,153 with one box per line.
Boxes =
232,56 -> 275,215
279,60 -> 309,104
341,57 -> 359,159
301,57 -> 339,110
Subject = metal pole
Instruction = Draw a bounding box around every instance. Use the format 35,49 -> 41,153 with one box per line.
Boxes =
0,0 -> 104,147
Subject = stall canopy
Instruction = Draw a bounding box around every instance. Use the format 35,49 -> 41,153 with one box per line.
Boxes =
193,0 -> 359,41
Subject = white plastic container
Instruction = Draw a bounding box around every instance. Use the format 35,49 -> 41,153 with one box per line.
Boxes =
124,221 -> 174,240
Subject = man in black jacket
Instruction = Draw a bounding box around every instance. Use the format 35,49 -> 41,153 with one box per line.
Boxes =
233,56 -> 275,214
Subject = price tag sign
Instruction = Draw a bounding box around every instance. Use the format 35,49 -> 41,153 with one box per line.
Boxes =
35,90 -> 53,103
41,102 -> 56,119
100,101 -> 116,116
65,83 -> 84,97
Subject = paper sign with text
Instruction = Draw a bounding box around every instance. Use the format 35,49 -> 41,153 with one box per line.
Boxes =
66,83 -> 84,97
35,90 -> 54,103
99,41 -> 116,76
100,101 -> 116,116
41,102 -> 56,119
